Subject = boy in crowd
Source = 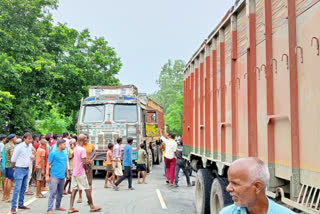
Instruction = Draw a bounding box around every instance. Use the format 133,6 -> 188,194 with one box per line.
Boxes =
35,139 -> 47,198
64,138 -> 75,195
137,144 -> 148,184
46,139 -> 69,214
2,134 -> 16,202
104,143 -> 115,188
113,138 -> 123,182
69,134 -> 101,213
114,137 -> 134,191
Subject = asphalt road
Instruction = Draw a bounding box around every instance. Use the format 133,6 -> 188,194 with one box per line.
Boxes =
0,162 -> 196,214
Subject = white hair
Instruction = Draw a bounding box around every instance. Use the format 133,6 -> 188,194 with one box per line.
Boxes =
248,158 -> 270,191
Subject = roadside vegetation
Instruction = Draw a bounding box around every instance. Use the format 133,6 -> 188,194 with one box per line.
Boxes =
151,60 -> 185,136
0,0 -> 122,134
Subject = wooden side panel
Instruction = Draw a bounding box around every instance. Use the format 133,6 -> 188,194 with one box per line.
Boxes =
225,23 -> 233,162
236,53 -> 249,158
256,0 -> 266,45
271,0 -> 292,180
296,1 -> 320,187
216,39 -> 222,157
237,8 -> 248,58
296,0 -> 320,16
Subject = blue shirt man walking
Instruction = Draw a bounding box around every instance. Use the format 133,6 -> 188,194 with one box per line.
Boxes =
114,137 -> 134,191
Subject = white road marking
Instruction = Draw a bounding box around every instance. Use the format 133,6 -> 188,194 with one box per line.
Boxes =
156,189 -> 167,209
6,191 -> 48,214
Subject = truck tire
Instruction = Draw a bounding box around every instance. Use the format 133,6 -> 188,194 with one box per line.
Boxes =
147,149 -> 153,173
195,169 -> 213,214
154,145 -> 160,164
210,177 -> 233,214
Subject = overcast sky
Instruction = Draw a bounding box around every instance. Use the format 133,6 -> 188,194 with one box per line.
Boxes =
52,0 -> 235,94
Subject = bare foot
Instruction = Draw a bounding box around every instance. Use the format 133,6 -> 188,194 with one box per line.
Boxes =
104,185 -> 110,188
137,181 -> 141,184
55,207 -> 67,211
143,181 -> 147,184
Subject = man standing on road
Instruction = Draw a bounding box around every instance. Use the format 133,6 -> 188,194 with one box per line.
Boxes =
220,157 -> 295,214
46,139 -> 69,214
35,139 -> 47,198
10,133 -> 33,214
69,134 -> 101,213
113,138 -> 123,182
78,134 -> 96,202
160,131 -> 177,186
113,137 -> 134,191
174,139 -> 192,187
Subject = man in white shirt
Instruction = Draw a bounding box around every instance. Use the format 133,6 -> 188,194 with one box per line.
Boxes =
10,133 -> 33,213
160,131 -> 177,186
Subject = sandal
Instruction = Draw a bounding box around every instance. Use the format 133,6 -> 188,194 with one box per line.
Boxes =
25,191 -> 34,195
77,199 -> 82,203
90,207 -> 101,212
68,208 -> 79,213
36,194 -> 46,198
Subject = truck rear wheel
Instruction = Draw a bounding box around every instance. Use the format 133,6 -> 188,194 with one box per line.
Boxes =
210,177 -> 233,214
195,169 -> 213,214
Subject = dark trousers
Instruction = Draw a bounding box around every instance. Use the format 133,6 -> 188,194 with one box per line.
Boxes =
175,158 -> 190,185
115,166 -> 132,188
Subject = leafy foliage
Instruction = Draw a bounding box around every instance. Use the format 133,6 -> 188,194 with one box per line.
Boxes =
0,0 -> 122,134
151,60 -> 185,136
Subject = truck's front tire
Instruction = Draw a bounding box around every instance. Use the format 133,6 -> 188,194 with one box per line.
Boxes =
195,169 -> 213,214
210,177 -> 232,214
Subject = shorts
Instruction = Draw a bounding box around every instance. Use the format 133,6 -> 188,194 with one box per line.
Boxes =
4,167 -> 14,180
86,168 -> 93,186
71,174 -> 89,191
69,169 -> 73,177
136,164 -> 147,172
106,164 -> 114,173
113,159 -> 123,176
36,168 -> 44,181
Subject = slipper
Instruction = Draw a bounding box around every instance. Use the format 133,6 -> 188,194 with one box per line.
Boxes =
77,199 -> 82,203
55,207 -> 67,211
25,191 -> 34,195
36,195 -> 46,198
90,207 -> 101,212
68,208 -> 79,213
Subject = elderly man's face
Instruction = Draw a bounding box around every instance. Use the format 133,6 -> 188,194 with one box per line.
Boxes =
226,165 -> 257,207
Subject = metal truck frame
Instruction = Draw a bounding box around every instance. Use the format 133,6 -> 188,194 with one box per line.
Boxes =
183,0 -> 320,213
77,85 -> 164,173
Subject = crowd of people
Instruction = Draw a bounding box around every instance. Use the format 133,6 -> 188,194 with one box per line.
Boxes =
0,131 -> 102,214
0,129 -> 194,214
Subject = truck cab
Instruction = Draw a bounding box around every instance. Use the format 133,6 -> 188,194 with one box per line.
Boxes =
77,85 -> 164,173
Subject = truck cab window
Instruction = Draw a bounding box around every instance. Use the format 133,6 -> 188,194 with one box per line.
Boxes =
83,105 -> 105,123
114,104 -> 138,123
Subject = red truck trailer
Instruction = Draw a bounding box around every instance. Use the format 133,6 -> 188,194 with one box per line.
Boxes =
183,0 -> 320,213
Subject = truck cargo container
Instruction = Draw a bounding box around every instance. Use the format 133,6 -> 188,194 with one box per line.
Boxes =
183,0 -> 320,213
77,85 -> 164,173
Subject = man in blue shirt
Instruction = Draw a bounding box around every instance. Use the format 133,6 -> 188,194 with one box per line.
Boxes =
45,139 -> 69,214
114,137 -> 134,191
220,157 -> 295,214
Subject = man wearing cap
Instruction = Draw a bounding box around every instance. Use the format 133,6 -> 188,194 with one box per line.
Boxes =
10,133 -> 33,213
2,134 -> 16,202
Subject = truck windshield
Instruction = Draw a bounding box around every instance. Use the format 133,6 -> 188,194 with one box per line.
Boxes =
114,104 -> 137,122
83,105 -> 105,123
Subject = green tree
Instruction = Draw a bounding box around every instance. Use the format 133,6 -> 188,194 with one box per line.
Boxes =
151,59 -> 185,136
0,0 -> 122,133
